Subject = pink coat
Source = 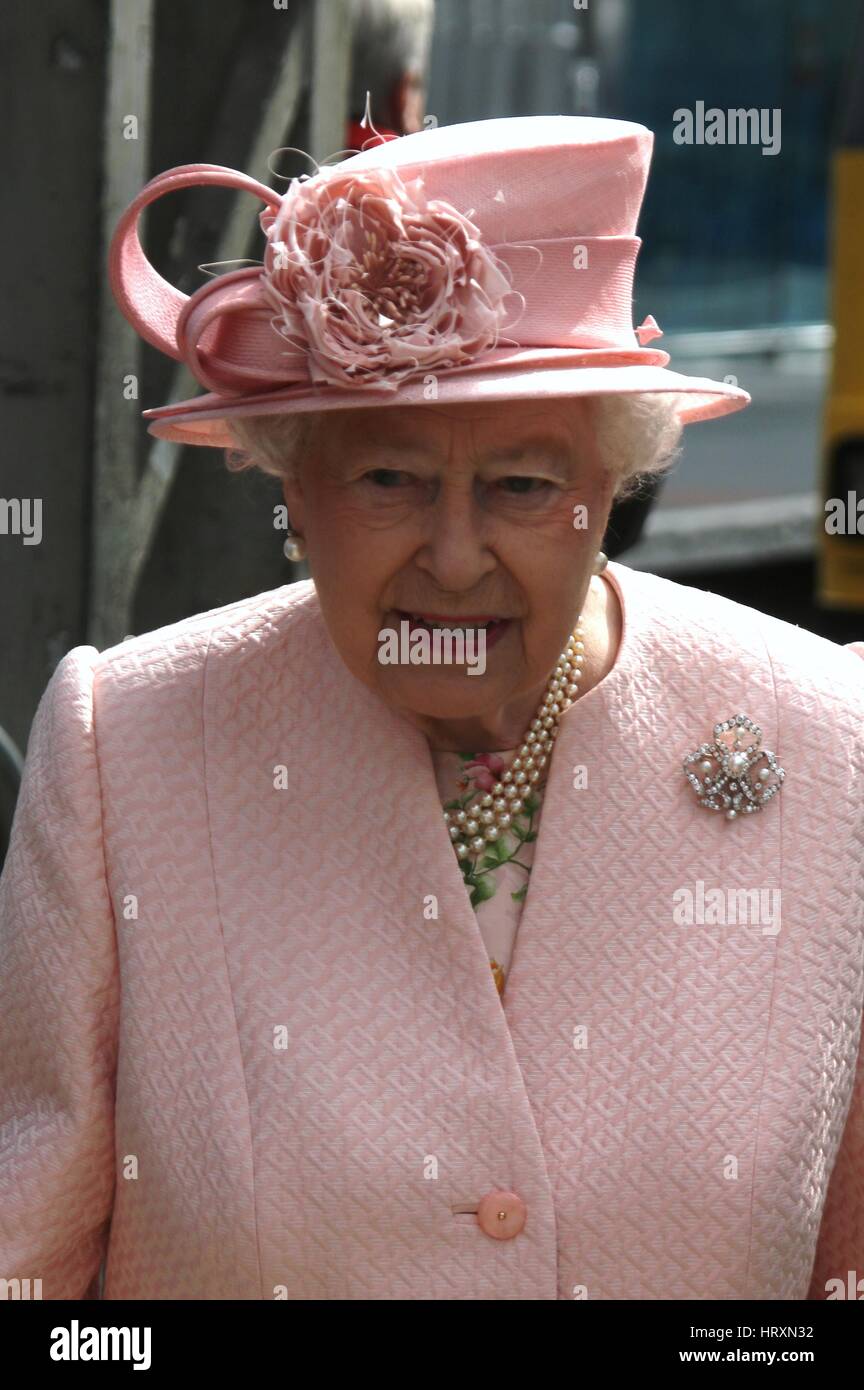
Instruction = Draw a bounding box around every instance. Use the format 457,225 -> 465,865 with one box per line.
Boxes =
2,560 -> 864,1300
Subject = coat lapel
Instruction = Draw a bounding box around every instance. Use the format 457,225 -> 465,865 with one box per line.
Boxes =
502,562 -> 784,1298
202,581 -> 559,1297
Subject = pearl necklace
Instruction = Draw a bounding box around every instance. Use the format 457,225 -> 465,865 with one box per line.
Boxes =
442,617 -> 586,867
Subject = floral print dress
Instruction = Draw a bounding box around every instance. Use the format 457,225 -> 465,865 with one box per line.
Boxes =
430,748 -> 545,1001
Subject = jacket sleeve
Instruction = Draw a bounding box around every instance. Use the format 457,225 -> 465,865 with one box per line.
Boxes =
807,1015 -> 864,1298
807,637 -> 864,1298
0,646 -> 119,1299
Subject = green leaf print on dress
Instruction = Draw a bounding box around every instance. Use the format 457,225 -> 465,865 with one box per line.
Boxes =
450,751 -> 545,908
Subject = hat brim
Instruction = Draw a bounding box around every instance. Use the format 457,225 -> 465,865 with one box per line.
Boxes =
142,360 -> 750,449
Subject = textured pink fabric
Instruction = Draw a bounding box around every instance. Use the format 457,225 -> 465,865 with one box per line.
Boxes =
1,561 -> 864,1300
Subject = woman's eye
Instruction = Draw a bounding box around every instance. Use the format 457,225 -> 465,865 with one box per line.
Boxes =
362,468 -> 409,488
498,476 -> 551,494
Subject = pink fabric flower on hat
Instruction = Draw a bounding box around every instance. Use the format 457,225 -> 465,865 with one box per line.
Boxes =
258,163 -> 514,390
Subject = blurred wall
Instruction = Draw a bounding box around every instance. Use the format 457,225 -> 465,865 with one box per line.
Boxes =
0,0 -> 309,752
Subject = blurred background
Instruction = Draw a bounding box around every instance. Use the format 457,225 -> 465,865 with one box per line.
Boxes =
2,0 -> 864,863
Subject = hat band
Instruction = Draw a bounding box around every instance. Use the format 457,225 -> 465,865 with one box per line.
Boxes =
176,235 -> 645,398
109,164 -> 657,403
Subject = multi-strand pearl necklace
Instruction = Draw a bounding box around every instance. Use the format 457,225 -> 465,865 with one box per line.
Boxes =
443,617 -> 586,867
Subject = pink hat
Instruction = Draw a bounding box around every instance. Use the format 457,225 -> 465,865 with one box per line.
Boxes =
108,115 -> 751,448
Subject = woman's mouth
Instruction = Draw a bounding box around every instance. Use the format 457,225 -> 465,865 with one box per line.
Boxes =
393,611 -> 513,649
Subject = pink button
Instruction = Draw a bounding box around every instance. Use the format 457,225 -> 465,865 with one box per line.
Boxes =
476,1189 -> 527,1240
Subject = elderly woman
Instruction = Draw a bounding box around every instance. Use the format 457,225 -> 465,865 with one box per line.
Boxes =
1,116 -> 863,1302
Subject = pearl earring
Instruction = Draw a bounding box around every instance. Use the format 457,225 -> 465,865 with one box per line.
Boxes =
593,550 -> 608,575
282,530 -> 307,562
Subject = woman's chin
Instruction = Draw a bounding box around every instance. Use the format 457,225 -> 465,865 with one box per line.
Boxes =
375,665 -> 517,721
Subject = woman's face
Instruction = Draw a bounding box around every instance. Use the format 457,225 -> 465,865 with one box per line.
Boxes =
280,397 -> 616,746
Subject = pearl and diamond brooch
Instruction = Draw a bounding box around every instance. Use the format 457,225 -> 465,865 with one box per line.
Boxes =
683,713 -> 785,821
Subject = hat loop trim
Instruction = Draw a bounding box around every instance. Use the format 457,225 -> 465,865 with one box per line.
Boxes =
108,164 -> 283,362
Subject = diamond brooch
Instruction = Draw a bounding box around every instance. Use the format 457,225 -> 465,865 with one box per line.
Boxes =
683,713 -> 785,821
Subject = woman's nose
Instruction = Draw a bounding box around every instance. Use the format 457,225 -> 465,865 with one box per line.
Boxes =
415,489 -> 497,589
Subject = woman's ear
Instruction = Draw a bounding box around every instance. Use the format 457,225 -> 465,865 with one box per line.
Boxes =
281,472 -> 305,532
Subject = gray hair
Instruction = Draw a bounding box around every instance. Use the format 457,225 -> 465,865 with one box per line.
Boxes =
348,0 -> 435,121
224,393 -> 684,502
